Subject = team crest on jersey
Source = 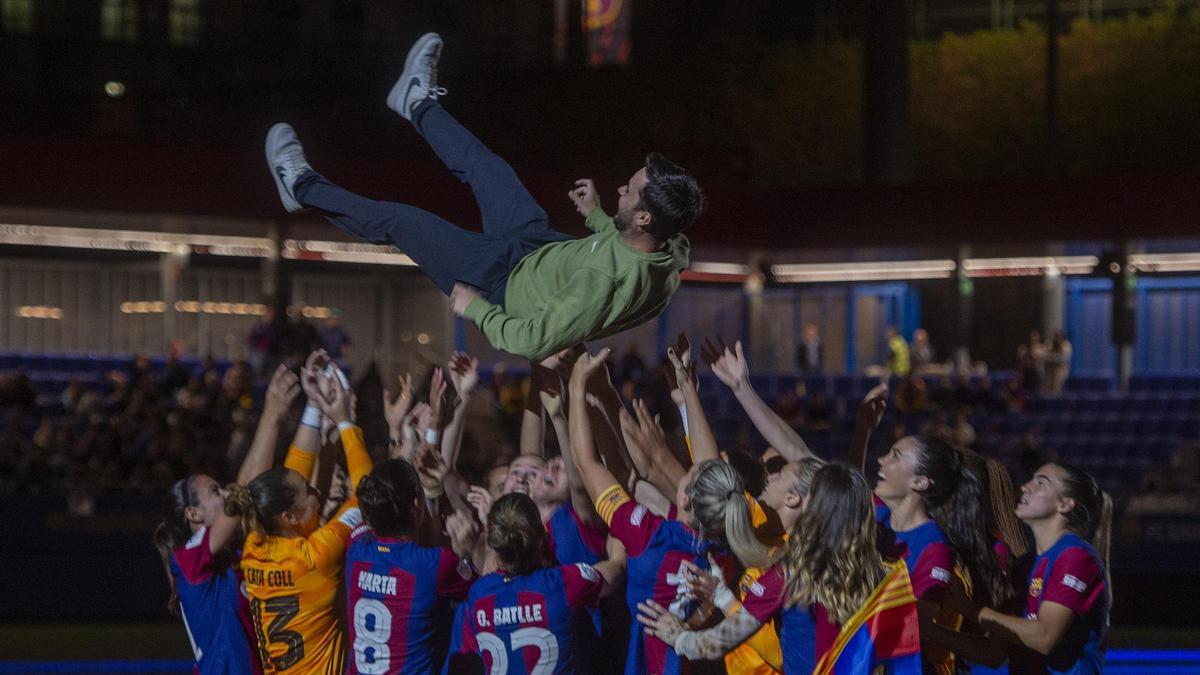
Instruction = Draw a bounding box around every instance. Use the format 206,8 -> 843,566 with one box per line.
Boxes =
1030,577 -> 1044,598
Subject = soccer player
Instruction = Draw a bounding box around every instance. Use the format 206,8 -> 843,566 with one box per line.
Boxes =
638,464 -> 922,674
459,492 -> 626,674
225,360 -> 372,674
344,459 -> 481,674
567,349 -> 758,675
152,365 -> 299,674
264,33 -> 704,361
950,462 -> 1111,675
872,435 -> 1012,675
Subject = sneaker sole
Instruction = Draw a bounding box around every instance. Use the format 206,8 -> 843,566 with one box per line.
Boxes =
387,32 -> 442,117
265,123 -> 305,214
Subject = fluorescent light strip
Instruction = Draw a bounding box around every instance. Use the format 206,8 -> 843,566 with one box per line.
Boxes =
690,262 -> 750,275
963,256 -> 1098,277
1129,253 -> 1200,272
771,260 -> 956,282
0,224 -> 274,257
282,240 -> 417,266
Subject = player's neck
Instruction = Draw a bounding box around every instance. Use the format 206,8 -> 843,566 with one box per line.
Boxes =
1029,520 -> 1070,555
886,495 -> 930,532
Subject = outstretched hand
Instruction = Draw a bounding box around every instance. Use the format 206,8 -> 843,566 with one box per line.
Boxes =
264,365 -> 301,417
619,399 -> 668,459
857,383 -> 889,432
569,178 -> 601,217
707,339 -> 749,394
448,352 -> 479,400
568,347 -> 612,394
383,373 -> 414,433
637,600 -> 686,646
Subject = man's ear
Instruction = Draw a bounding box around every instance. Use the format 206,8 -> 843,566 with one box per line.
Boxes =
634,209 -> 653,229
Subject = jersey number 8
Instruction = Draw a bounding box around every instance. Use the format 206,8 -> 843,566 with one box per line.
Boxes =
352,598 -> 395,674
477,627 -> 559,675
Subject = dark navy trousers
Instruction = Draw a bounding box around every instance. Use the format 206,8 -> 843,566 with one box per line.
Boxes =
294,100 -> 572,304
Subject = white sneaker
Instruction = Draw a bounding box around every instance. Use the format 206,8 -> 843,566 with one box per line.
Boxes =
265,123 -> 311,214
387,32 -> 447,120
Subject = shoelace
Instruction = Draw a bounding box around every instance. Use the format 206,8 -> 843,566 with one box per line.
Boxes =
427,60 -> 447,97
282,143 -> 307,172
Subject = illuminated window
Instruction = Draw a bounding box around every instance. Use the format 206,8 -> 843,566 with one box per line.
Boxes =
169,0 -> 201,47
1,0 -> 34,34
100,0 -> 138,42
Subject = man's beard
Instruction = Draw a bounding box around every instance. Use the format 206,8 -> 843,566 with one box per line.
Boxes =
613,208 -> 631,232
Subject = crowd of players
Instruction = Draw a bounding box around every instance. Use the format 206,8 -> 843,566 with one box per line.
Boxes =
153,336 -> 1111,674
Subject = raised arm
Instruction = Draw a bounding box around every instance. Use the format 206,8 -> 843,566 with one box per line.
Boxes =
619,400 -> 687,504
705,339 -> 815,463
536,362 -> 604,530
567,349 -> 623,502
443,352 -> 479,469
849,383 -> 888,472
383,372 -> 415,460
236,364 -> 300,485
284,351 -> 330,480
312,365 -> 372,497
668,342 -> 720,463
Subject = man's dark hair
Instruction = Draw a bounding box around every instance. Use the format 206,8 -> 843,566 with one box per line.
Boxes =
639,153 -> 705,241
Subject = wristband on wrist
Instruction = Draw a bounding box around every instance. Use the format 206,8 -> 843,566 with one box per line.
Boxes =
713,585 -> 738,615
337,420 -> 355,433
424,428 -> 440,445
301,404 -> 322,429
678,404 -> 690,433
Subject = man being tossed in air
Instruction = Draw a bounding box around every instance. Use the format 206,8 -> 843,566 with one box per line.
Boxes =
265,32 -> 703,360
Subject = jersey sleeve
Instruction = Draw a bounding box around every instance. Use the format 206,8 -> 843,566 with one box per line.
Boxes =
339,424 -> 373,491
1042,547 -> 1105,615
595,484 -> 662,558
561,563 -> 605,610
172,527 -> 214,584
435,548 -> 478,600
910,541 -> 956,600
740,565 -> 788,623
306,502 -> 362,572
283,444 -> 317,480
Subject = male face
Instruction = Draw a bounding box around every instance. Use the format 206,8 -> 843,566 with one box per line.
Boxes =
613,167 -> 650,232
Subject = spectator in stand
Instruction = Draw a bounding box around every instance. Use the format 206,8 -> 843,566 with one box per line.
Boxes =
1017,329 -> 1045,393
1043,330 -> 1072,394
911,328 -> 936,375
885,326 -> 911,377
319,315 -> 352,362
246,306 -> 279,375
796,323 -> 822,374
